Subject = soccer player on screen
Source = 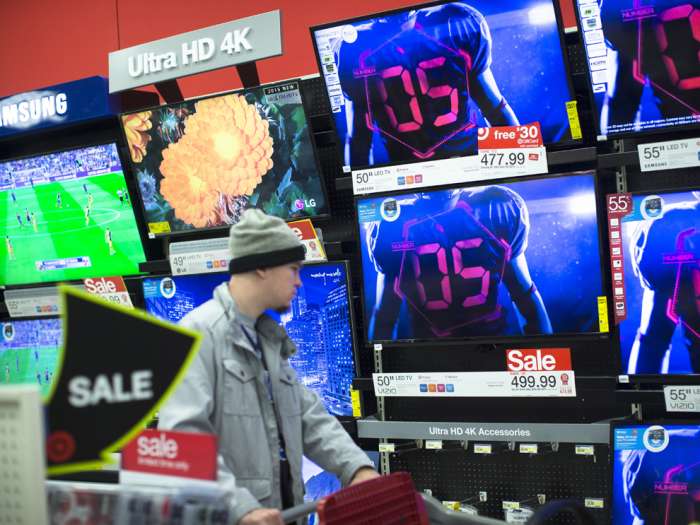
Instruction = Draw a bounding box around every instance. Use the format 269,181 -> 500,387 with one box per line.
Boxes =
56,192 -> 62,209
31,212 -> 38,233
15,213 -> 22,228
84,205 -> 91,226
105,228 -> 115,256
117,189 -> 124,206
338,3 -> 518,166
367,186 -> 552,339
87,193 -> 94,210
627,195 -> 700,373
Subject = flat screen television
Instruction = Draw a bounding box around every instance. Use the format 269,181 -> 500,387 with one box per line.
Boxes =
0,143 -> 146,286
121,79 -> 328,236
576,0 -> 700,139
0,318 -> 62,397
612,421 -> 700,525
618,189 -> 700,375
311,0 -> 577,171
142,261 -> 357,416
357,172 -> 605,342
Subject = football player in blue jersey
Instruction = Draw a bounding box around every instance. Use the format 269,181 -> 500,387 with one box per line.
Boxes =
367,185 -> 551,340
338,3 -> 518,167
627,194 -> 700,373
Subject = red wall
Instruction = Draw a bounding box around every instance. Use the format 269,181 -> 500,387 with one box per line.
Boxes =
0,0 -> 577,100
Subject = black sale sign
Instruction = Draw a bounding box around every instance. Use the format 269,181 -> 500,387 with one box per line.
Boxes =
45,286 -> 200,475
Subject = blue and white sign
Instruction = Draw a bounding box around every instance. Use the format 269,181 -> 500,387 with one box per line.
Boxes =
0,77 -> 115,138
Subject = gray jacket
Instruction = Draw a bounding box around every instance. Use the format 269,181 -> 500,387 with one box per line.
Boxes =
158,283 -> 374,523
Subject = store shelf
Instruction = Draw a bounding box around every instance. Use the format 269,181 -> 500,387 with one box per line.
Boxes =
357,417 -> 610,443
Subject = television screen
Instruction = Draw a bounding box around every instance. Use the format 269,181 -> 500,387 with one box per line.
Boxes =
613,422 -> 700,525
121,80 -> 328,235
0,143 -> 146,286
302,451 -> 380,525
142,261 -> 357,415
357,172 -> 604,342
576,0 -> 700,138
0,318 -> 62,397
619,190 -> 700,375
311,0 -> 576,171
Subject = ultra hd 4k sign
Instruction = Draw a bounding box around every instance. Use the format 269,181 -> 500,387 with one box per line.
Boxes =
108,11 -> 282,93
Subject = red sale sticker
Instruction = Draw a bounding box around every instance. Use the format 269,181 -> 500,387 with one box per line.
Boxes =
506,348 -> 572,372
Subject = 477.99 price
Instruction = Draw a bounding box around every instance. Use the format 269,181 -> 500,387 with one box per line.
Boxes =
511,375 -> 557,389
480,152 -> 526,167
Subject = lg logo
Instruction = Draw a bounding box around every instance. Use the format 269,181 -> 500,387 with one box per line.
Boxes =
294,198 -> 317,211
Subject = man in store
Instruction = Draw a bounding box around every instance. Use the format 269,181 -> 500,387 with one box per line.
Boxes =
159,209 -> 378,525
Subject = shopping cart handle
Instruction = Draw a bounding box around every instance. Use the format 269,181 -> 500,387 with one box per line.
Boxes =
281,500 -> 319,523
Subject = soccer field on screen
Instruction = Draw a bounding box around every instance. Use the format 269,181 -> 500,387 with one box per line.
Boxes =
0,171 -> 145,286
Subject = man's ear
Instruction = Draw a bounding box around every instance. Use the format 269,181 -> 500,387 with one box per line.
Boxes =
255,268 -> 268,280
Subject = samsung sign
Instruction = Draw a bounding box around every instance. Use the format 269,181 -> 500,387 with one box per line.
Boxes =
0,77 -> 114,138
108,10 -> 282,93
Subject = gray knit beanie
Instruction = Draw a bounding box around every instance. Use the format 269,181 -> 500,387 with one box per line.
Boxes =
228,209 -> 305,274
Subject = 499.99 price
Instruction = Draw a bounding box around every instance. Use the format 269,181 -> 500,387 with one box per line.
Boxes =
510,375 -> 557,389
480,152 -> 526,167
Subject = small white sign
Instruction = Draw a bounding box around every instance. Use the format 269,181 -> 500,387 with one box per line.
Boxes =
585,498 -> 605,509
372,371 -> 576,398
425,440 -> 443,450
351,156 -> 479,196
663,386 -> 700,412
575,445 -> 595,456
519,443 -> 538,454
169,238 -> 230,276
638,137 -> 700,172
4,288 -> 60,318
477,123 -> 548,179
378,443 -> 395,453
474,444 -> 493,455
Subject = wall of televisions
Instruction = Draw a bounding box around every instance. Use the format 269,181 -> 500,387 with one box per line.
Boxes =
1,0 -> 700,523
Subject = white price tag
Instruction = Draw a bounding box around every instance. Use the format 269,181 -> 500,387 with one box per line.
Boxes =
169,237 -> 231,276
585,498 -> 605,509
169,250 -> 230,276
98,292 -> 133,308
425,440 -> 443,450
502,501 -> 520,510
478,147 -> 547,177
638,137 -> 700,172
378,443 -> 395,453
372,371 -> 576,398
474,444 -> 493,455
477,123 -> 548,178
351,156 -> 479,196
519,444 -> 538,454
575,445 -> 595,456
663,386 -> 700,412
4,288 -> 60,318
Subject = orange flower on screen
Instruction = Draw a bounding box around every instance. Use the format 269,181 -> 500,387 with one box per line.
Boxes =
122,111 -> 153,163
159,94 -> 274,227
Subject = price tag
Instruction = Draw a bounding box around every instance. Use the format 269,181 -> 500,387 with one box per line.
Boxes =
378,443 -> 395,453
373,344 -> 383,352
519,444 -> 538,454
147,221 -> 171,235
478,123 -> 548,178
664,386 -> 700,412
287,219 -> 326,262
575,445 -> 595,456
502,501 -> 520,510
585,498 -> 605,509
425,440 -> 443,450
618,375 -> 630,384
169,238 -> 230,276
351,156 -> 479,196
373,371 -> 576,398
474,444 -> 493,455
4,287 -> 61,318
83,277 -> 133,308
442,501 -> 460,511
638,137 -> 700,172
350,389 -> 362,418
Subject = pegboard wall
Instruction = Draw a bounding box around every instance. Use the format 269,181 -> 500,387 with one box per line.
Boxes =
390,444 -> 610,525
